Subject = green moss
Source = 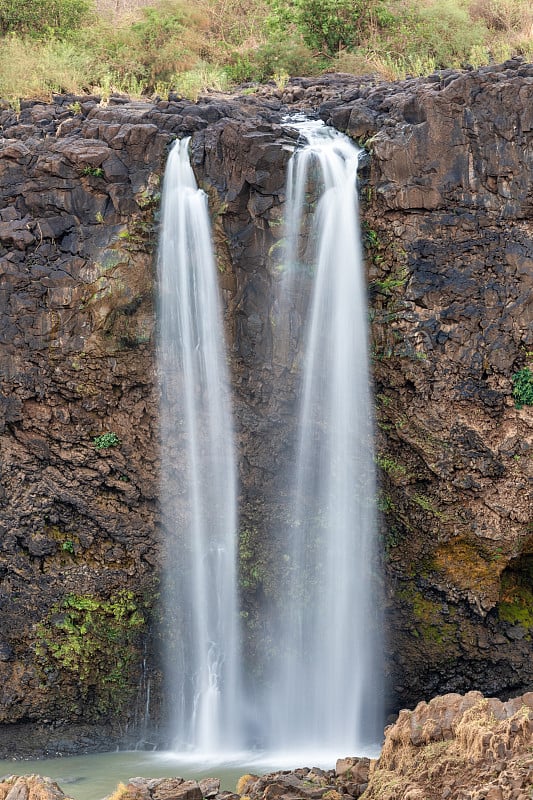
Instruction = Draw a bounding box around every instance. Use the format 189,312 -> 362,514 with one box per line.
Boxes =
398,585 -> 458,647
372,270 -> 408,296
36,590 -> 146,717
383,523 -> 405,561
100,250 -> 129,272
44,525 -> 81,560
93,432 -> 120,450
377,492 -> 395,514
412,493 -> 444,518
498,578 -> 533,629
116,218 -> 156,252
81,166 -> 104,178
430,537 -> 506,610
239,528 -> 264,590
376,453 -> 407,479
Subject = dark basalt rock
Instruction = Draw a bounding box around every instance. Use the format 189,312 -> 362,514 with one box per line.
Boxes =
0,62 -> 531,750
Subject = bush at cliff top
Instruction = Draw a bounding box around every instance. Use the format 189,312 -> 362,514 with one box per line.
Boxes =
0,0 -> 532,102
267,0 -> 360,55
0,0 -> 93,38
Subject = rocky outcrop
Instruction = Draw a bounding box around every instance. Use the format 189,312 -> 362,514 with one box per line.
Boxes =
0,96 -> 165,743
364,691 -> 533,800
0,60 -> 531,745
103,777 -> 208,800
0,774 -> 71,800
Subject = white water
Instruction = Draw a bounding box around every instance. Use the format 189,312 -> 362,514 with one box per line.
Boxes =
157,138 -> 241,755
156,127 -> 382,763
266,118 -> 383,755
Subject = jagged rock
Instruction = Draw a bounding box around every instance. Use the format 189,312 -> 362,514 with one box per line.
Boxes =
199,779 -> 221,798
364,691 -> 533,800
102,778 -> 204,800
334,757 -> 370,783
0,775 -> 72,800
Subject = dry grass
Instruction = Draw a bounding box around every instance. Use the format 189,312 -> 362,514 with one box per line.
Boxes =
469,0 -> 533,33
1,0 -> 532,104
364,696 -> 533,800
106,782 -> 135,800
0,37 -> 96,100
95,0 -> 151,15
456,700 -> 533,760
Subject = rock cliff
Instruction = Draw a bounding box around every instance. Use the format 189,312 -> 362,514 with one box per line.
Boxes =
0,59 -> 531,749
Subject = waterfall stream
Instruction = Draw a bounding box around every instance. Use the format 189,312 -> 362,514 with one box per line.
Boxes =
157,138 -> 241,755
157,127 -> 381,763
266,118 -> 383,757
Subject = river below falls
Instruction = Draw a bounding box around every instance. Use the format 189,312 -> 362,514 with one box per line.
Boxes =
0,746 -> 383,799
0,751 -> 260,800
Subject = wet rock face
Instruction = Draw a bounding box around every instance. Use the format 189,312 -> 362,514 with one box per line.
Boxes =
0,91 -> 292,740
0,61 -> 532,742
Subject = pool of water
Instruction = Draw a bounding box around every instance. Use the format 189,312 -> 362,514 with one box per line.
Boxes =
0,745 -> 382,799
0,751 -> 260,800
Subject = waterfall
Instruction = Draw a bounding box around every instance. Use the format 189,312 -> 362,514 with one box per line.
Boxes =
266,118 -> 383,756
157,138 -> 241,755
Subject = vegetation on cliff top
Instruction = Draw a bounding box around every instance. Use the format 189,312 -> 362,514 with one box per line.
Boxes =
0,0 -> 532,103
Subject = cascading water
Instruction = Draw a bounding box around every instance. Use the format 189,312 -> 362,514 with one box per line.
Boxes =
157,138 -> 241,756
266,118 -> 383,757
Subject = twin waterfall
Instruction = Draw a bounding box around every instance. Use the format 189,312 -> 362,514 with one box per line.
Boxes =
157,124 -> 382,760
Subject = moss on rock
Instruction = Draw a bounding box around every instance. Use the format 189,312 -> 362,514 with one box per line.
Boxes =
36,590 -> 147,719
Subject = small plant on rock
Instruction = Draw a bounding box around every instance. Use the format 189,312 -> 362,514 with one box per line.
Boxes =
93,432 -> 121,450
82,165 -> 104,178
512,367 -> 533,408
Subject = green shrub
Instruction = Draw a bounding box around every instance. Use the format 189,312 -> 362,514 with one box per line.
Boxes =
0,0 -> 93,38
93,431 -> 120,450
512,367 -> 533,408
249,35 -> 319,81
82,165 -> 104,177
0,0 -> 531,104
172,63 -> 229,98
267,0 -> 363,56
413,0 -> 488,67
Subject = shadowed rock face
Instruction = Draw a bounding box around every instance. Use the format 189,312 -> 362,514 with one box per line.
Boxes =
0,60 -> 531,751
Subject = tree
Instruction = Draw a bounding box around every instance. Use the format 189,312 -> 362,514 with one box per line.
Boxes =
268,0 -> 365,56
0,0 -> 92,38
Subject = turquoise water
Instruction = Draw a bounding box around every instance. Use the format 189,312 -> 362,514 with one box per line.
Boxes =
0,751 -> 260,800
0,746 -> 381,799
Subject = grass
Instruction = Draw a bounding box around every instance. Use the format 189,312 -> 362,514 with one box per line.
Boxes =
0,0 -> 532,105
